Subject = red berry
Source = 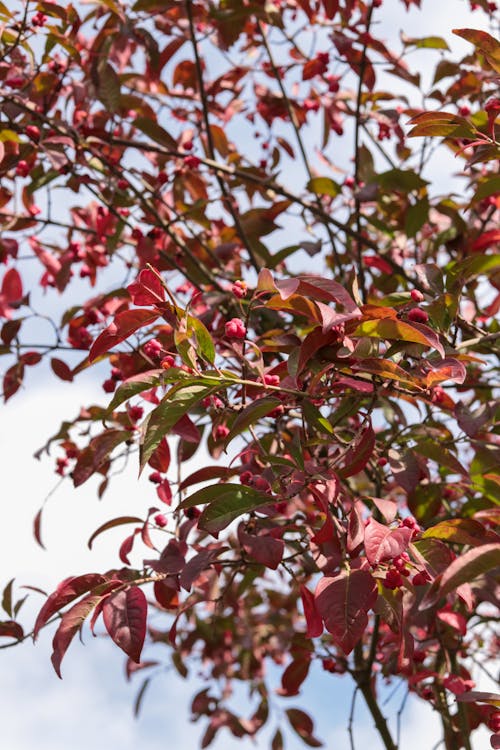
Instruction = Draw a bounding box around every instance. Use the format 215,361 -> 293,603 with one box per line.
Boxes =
160,355 -> 175,369
157,171 -> 168,185
149,471 -> 162,484
128,405 -> 144,422
16,160 -> 30,177
410,289 -> 424,303
26,125 -> 40,141
488,712 -> 500,733
154,513 -> 168,528
184,155 -> 201,168
383,569 -> 403,590
408,307 -> 429,324
102,378 -> 116,393
117,178 -> 128,190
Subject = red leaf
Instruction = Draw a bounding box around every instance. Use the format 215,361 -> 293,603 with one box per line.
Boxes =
33,506 -> 45,549
238,527 -> 284,570
51,357 -> 74,382
3,362 -> 24,402
119,532 -> 138,565
0,620 -> 24,640
148,438 -> 170,472
153,580 -> 179,610
72,429 -> 132,487
338,424 -> 375,478
322,0 -> 339,19
89,309 -> 159,363
364,519 -> 413,565
127,268 -> 166,306
278,658 -> 311,696
1,268 -> 22,303
471,229 -> 500,253
102,587 -> 147,663
51,593 -> 105,677
285,708 -> 322,747
315,569 -> 377,655
20,351 -> 41,366
179,549 -> 216,591
172,412 -> 200,443
300,585 -> 323,638
34,573 -> 108,639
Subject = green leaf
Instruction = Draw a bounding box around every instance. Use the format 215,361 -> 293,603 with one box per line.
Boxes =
139,382 -> 221,471
470,175 -> 500,206
375,169 -> 428,192
189,316 -> 215,365
107,369 -> 164,412
133,117 -> 177,150
97,63 -> 121,112
224,397 -> 282,447
403,35 -> 449,50
303,400 -> 334,435
306,177 -> 341,198
179,484 -> 271,535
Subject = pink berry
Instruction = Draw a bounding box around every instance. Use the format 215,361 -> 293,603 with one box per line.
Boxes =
410,289 -> 424,302
160,355 -> 175,369
225,317 -> 246,339
214,424 -> 229,440
231,280 -> 247,299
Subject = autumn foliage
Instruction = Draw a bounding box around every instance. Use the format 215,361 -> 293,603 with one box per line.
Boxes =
1,0 -> 500,748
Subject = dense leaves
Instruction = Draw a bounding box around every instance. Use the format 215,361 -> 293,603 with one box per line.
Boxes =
1,0 -> 499,748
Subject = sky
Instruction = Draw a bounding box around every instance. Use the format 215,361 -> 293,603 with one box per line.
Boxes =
1,0 -> 498,748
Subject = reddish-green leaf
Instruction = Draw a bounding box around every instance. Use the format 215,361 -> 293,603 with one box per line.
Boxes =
224,396 -> 282,448
422,519 -> 493,547
102,587 -> 147,663
438,543 -> 500,597
353,317 -> 445,356
139,382 -> 220,471
106,369 -> 164,412
73,429 -> 132,487
34,573 -> 108,639
87,516 -> 143,550
89,309 -> 159,363
51,592 -> 107,677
